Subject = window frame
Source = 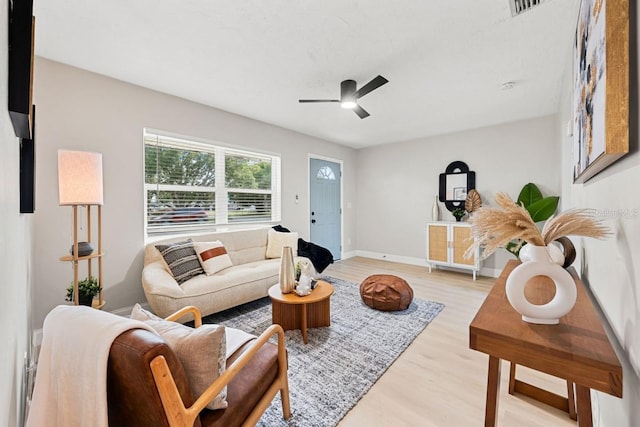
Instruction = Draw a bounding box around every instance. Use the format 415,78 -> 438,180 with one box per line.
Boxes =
144,130 -> 281,236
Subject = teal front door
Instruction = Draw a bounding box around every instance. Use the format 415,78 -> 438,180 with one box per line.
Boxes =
309,158 -> 341,260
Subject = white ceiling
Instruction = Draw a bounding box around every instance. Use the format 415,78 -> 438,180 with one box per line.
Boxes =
33,0 -> 580,149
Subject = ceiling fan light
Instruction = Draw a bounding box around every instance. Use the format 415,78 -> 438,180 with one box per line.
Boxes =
341,100 -> 357,109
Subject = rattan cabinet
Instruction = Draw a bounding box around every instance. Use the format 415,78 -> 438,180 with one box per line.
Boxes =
426,222 -> 480,280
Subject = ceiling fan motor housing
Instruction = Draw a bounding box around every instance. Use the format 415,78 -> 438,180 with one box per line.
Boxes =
341,80 -> 357,101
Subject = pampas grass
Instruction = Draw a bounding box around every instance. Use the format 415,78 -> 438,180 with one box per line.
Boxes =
466,193 -> 609,259
542,209 -> 610,244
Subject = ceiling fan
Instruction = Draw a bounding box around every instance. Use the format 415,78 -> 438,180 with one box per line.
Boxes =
298,75 -> 389,119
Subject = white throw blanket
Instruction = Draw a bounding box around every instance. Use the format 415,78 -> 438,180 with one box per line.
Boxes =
225,327 -> 256,358
26,305 -> 156,427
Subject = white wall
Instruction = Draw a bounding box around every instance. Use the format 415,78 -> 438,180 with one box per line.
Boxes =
355,115 -> 561,273
0,0 -> 33,424
32,58 -> 357,328
557,5 -> 640,425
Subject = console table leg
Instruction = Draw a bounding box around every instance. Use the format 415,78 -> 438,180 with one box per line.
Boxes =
508,362 -> 516,394
567,381 -> 577,420
575,385 -> 593,427
485,356 -> 501,427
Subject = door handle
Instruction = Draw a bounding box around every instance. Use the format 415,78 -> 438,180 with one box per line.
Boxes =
311,219 -> 316,224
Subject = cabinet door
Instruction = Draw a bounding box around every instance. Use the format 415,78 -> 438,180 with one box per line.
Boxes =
451,225 -> 475,266
427,224 -> 449,263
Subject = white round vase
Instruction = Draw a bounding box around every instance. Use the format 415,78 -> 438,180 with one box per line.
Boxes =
505,245 -> 576,325
518,242 -> 564,265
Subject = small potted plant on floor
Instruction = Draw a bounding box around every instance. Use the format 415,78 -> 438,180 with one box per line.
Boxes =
65,276 -> 101,306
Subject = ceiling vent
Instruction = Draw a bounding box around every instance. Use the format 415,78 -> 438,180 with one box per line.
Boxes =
509,0 -> 545,17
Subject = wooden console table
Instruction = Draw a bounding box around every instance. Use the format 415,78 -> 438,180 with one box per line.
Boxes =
469,260 -> 622,426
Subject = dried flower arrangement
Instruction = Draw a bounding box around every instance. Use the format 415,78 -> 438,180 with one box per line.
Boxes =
466,193 -> 610,259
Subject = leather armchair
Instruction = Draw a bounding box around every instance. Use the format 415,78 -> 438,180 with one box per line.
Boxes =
107,306 -> 291,427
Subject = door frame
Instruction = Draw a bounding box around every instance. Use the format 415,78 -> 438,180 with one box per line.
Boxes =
307,154 -> 344,259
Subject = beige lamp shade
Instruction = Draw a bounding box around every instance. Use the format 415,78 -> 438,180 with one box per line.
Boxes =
58,150 -> 104,205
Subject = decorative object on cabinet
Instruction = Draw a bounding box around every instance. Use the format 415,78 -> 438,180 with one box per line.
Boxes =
431,194 -> 440,221
451,207 -> 466,222
58,150 -> 105,308
426,222 -> 480,280
438,161 -> 476,212
464,189 -> 482,214
572,0 -> 629,184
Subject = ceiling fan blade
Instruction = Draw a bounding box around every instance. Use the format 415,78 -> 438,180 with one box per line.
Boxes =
354,75 -> 389,99
298,99 -> 340,103
353,104 -> 370,119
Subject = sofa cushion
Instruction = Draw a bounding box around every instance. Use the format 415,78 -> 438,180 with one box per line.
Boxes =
179,258 -> 278,294
155,239 -> 204,284
266,229 -> 298,259
194,241 -> 233,275
130,304 -> 227,410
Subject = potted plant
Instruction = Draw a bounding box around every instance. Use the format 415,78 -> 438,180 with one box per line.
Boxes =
504,183 -> 559,258
65,276 -> 101,306
451,208 -> 466,222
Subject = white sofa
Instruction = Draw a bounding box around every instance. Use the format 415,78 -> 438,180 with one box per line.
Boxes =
142,227 -> 314,318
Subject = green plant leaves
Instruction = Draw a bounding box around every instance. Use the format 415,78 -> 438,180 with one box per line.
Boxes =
526,196 -> 559,222
516,183 -> 558,222
517,182 -> 543,208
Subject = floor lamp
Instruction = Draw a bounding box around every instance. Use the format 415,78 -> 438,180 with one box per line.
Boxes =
57,150 -> 104,307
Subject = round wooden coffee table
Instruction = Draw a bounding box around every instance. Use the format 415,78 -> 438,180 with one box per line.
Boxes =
268,280 -> 334,344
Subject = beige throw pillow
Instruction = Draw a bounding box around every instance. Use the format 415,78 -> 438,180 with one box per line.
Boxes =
193,241 -> 233,275
130,304 -> 227,410
266,229 -> 298,259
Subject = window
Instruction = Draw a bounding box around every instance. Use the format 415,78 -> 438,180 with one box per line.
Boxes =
316,165 -> 336,180
144,132 -> 281,234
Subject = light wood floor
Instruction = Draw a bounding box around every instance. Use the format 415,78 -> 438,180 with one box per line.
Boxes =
322,257 -> 576,427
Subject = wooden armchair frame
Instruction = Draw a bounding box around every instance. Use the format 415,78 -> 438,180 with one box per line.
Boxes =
151,306 -> 291,427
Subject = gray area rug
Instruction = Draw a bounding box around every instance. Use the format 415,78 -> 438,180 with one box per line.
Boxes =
202,276 -> 445,427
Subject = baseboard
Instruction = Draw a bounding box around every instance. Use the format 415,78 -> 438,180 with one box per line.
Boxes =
340,251 -> 358,260
349,250 -> 431,267
343,250 -> 501,279
32,302 -> 152,350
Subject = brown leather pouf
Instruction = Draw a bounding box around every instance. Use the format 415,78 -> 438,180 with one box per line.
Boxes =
360,274 -> 414,311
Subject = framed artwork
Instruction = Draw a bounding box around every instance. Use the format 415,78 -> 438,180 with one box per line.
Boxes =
572,0 -> 629,184
20,105 -> 36,213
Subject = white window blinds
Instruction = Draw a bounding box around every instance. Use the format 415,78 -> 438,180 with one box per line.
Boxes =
144,132 -> 281,234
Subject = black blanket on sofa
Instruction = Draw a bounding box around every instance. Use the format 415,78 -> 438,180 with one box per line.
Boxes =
272,225 -> 334,273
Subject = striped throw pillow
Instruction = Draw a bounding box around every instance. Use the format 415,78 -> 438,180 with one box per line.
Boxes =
194,241 -> 233,275
155,239 -> 204,284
